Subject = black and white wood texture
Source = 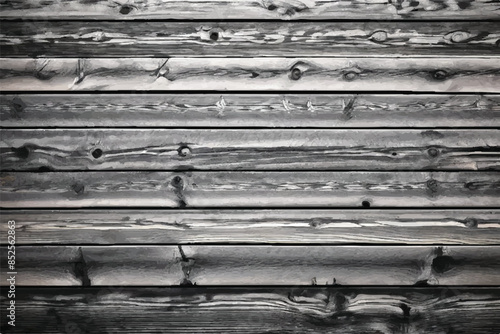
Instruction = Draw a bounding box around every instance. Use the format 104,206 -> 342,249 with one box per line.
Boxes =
1,94 -> 500,128
1,58 -> 499,92
1,0 -> 499,333
1,210 -> 498,244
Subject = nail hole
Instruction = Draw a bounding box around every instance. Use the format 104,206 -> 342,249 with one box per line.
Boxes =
343,71 -> 358,81
119,5 -> 133,15
209,31 -> 219,41
362,200 -> 371,208
432,70 -> 448,81
91,148 -> 103,159
391,152 -> 397,156
290,68 -> 302,80
11,146 -> 30,159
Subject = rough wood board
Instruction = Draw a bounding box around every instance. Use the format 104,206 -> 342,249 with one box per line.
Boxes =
1,58 -> 499,92
1,209 -> 498,244
1,94 -> 500,128
2,21 -> 499,57
1,246 -> 499,286
1,0 -> 499,20
1,171 -> 499,208
2,129 -> 499,171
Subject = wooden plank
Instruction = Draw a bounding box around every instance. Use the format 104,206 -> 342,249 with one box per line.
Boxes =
1,171 -> 499,208
1,94 -> 500,128
1,288 -> 499,334
1,58 -> 499,92
2,129 -> 499,171
1,0 -> 499,20
1,246 -> 499,286
3,21 -> 499,57
1,209 -> 499,245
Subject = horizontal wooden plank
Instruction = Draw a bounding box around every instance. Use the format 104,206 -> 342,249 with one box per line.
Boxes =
1,171 -> 499,208
1,288 -> 499,334
1,94 -> 500,128
3,21 -> 499,57
1,210 -> 499,245
2,129 -> 499,171
1,246 -> 499,286
1,58 -> 499,92
1,0 -> 499,20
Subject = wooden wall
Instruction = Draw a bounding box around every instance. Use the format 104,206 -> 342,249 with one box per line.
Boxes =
1,0 -> 500,333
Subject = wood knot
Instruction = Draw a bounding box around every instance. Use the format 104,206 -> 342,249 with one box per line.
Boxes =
119,5 -> 133,15
432,255 -> 455,274
361,200 -> 371,208
432,70 -> 448,81
209,31 -> 219,41
427,147 -> 439,158
290,67 -> 302,80
464,217 -> 478,229
71,183 -> 85,196
91,148 -> 103,159
171,175 -> 184,189
343,71 -> 359,81
10,97 -> 26,113
369,30 -> 388,43
450,31 -> 470,43
427,179 -> 439,193
11,146 -> 30,159
177,145 -> 192,157
399,303 -> 411,317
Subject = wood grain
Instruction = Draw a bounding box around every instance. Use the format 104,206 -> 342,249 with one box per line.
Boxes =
1,0 -> 499,20
1,58 -> 499,92
1,246 -> 499,286
1,171 -> 499,208
1,209 -> 498,245
2,129 -> 499,171
3,21 -> 499,57
1,94 -> 500,128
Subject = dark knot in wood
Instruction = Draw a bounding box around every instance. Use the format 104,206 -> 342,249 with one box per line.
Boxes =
171,176 -> 184,189
74,247 -> 91,286
11,145 -> 30,159
290,68 -> 302,81
361,200 -> 371,208
177,145 -> 192,157
427,147 -> 439,158
464,218 -> 478,229
432,255 -> 455,274
119,5 -> 133,15
10,97 -> 26,113
432,70 -> 448,81
427,179 -> 439,193
91,148 -> 103,159
209,31 -> 219,41
71,183 -> 85,196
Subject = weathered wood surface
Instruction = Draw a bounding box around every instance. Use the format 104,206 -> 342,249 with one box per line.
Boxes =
1,246 -> 499,286
1,0 -> 499,20
1,171 -> 499,208
1,58 -> 499,92
3,21 -> 500,57
2,94 -> 500,128
2,129 -> 499,171
1,288 -> 500,334
1,209 -> 499,245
